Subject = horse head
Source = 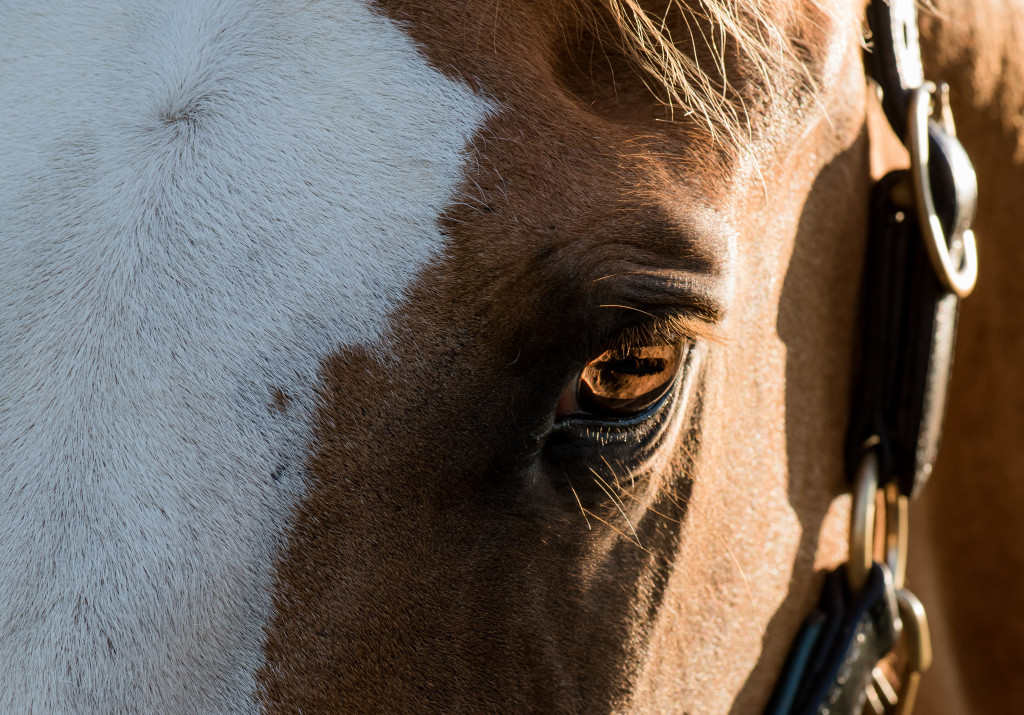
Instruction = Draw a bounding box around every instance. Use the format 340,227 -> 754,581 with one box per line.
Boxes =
2,0 -> 1022,712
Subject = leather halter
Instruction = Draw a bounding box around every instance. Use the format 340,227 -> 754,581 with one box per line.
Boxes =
766,0 -> 978,712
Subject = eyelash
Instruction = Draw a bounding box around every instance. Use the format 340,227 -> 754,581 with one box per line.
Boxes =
600,313 -> 710,355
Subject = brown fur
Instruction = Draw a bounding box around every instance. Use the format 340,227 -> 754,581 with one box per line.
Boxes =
258,0 -> 1024,711
907,2 -> 1024,713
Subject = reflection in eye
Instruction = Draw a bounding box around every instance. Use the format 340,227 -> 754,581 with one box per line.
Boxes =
557,343 -> 684,419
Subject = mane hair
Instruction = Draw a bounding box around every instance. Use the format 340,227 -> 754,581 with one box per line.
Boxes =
581,0 -> 825,145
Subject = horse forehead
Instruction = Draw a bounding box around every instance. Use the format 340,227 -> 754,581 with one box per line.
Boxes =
0,0 -> 490,711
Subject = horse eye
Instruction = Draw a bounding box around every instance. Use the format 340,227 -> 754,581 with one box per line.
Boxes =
556,342 -> 685,420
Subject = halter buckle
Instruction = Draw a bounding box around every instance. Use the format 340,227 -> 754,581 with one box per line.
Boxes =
849,450 -> 932,715
863,588 -> 934,715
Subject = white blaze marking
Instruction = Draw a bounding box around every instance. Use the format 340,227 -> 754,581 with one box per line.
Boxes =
0,1 -> 491,711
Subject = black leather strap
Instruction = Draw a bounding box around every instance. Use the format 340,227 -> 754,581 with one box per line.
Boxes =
865,0 -> 924,133
844,168 -> 960,496
765,0 -> 977,709
847,0 -> 972,497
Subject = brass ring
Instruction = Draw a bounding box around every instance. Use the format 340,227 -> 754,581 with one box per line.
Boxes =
884,483 -> 909,590
848,451 -> 879,593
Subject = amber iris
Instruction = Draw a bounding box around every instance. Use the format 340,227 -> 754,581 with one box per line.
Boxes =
558,343 -> 684,419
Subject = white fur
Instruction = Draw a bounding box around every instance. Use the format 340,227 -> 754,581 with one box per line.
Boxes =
0,1 -> 491,711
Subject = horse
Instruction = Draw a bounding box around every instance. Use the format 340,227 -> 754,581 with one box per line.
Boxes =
1,0 -> 1021,711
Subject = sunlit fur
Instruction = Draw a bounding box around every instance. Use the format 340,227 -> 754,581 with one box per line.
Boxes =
2,0 -> 1024,712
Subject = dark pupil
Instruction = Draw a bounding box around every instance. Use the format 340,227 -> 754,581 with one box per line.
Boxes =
600,355 -> 666,377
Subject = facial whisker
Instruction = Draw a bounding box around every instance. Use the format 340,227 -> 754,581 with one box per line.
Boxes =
600,455 -> 623,491
590,467 -> 641,545
581,507 -> 651,554
616,482 -> 684,525
565,476 -> 592,530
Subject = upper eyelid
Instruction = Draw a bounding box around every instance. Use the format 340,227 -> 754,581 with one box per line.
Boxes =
588,263 -> 730,335
601,271 -> 727,319
612,317 -> 700,349
594,310 -> 722,356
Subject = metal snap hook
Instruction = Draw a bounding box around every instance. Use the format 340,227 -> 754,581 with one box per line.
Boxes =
893,587 -> 933,714
907,82 -> 979,298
